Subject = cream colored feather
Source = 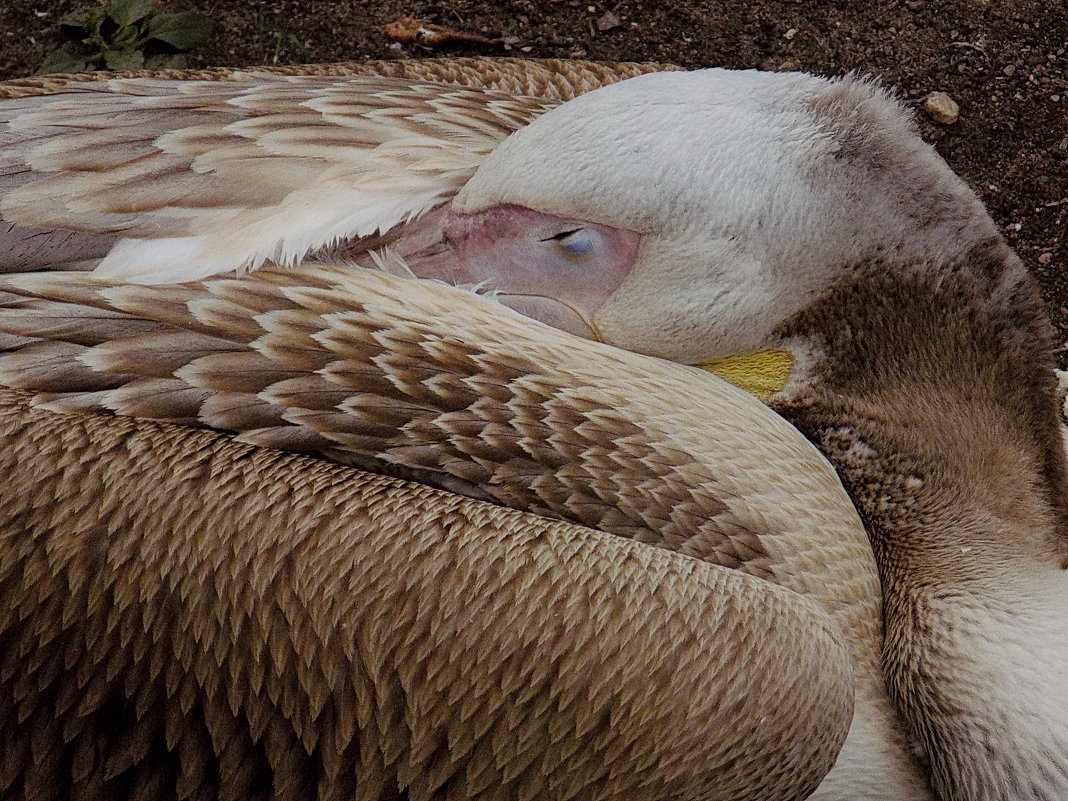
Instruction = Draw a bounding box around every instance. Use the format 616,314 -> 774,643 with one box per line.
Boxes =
1,76 -> 550,282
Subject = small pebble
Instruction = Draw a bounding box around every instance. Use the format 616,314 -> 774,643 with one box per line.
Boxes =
924,91 -> 960,124
1002,64 -> 1016,77
784,28 -> 798,40
1038,253 -> 1053,265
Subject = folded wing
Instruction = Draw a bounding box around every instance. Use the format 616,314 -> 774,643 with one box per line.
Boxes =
0,73 -> 553,282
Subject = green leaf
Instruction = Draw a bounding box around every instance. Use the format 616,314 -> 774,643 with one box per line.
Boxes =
106,0 -> 155,27
34,47 -> 91,75
103,47 -> 145,70
146,11 -> 214,51
144,53 -> 187,69
111,23 -> 140,48
59,8 -> 99,30
89,5 -> 106,37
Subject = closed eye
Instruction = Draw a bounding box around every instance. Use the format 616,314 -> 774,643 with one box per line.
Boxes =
542,228 -> 597,260
541,229 -> 583,242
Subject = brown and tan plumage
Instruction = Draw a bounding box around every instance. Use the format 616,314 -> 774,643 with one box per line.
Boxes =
0,59 -> 882,801
0,267 -> 872,801
0,261 -> 898,800
0,389 -> 853,801
4,56 -> 1068,801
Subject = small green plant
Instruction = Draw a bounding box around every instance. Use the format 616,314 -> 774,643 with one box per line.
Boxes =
270,30 -> 310,65
252,11 -> 310,66
36,0 -> 215,75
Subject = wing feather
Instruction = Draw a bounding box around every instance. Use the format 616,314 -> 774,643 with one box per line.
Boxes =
175,352 -> 304,394
0,265 -> 808,557
0,75 -> 555,282
0,340 -> 129,392
103,378 -> 212,422
0,300 -> 162,345
81,331 -> 243,375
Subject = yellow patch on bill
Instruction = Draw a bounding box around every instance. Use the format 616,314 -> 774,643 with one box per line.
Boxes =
696,349 -> 795,401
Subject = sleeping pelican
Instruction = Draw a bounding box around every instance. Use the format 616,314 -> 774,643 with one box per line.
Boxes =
0,59 -> 1065,801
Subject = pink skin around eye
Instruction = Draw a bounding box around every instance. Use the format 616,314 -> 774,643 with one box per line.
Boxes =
402,204 -> 641,339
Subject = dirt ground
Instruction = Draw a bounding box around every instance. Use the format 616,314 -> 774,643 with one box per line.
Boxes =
1,0 -> 1066,360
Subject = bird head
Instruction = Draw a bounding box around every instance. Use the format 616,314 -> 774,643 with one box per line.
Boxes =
417,69 -> 999,399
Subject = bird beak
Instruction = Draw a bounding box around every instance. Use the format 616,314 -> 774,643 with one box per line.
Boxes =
694,349 -> 795,401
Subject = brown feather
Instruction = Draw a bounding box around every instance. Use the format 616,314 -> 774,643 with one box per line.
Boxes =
0,387 -> 856,801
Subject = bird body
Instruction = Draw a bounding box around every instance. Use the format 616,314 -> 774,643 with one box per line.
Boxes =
1,58 -> 1066,800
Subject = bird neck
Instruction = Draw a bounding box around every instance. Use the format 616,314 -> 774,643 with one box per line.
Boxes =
774,238 -> 1068,569
772,238 -> 1068,800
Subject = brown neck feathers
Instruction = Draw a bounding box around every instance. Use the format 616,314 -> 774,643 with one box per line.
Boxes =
773,238 -> 1068,575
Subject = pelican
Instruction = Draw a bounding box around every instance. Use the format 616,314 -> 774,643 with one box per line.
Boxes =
0,58 -> 1065,800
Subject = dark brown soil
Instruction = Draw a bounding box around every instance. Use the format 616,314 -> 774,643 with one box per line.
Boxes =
2,0 -> 1066,360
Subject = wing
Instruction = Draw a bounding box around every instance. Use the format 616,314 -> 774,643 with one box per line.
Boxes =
0,72 -> 553,282
0,259 -> 885,800
0,264 -> 866,800
0,265 -> 881,605
0,384 -> 852,801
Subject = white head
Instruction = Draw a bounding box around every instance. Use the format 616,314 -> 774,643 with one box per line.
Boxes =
432,69 -> 998,363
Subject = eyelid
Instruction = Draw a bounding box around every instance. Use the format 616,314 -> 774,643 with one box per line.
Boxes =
540,228 -> 583,242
